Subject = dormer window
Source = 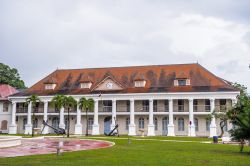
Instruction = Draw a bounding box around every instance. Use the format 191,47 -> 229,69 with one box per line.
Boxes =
44,76 -> 57,90
45,83 -> 56,90
80,82 -> 92,89
135,80 -> 146,87
178,79 -> 187,86
174,79 -> 190,86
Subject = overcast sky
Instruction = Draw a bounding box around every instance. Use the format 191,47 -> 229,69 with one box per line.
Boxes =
1,0 -> 250,91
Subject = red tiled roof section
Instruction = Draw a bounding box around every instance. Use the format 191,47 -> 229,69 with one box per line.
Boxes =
79,74 -> 93,83
17,63 -> 237,96
0,84 -> 18,100
176,72 -> 189,79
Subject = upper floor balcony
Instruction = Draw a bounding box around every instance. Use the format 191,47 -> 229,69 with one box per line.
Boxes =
193,105 -> 210,112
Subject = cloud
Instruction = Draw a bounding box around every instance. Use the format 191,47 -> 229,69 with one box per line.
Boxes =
0,0 -> 250,92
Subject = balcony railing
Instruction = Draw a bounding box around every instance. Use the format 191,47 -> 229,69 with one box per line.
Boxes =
215,105 -> 232,112
136,106 -> 149,112
193,105 -> 210,112
16,108 -> 28,113
117,106 -> 130,112
99,106 -> 112,112
153,106 -> 169,112
173,105 -> 186,112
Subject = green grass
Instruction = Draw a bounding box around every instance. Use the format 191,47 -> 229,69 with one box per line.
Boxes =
0,136 -> 249,166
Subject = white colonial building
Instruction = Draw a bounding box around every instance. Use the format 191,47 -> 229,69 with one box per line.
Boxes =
8,63 -> 239,137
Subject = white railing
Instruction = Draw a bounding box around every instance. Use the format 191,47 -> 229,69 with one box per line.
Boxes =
193,105 -> 210,112
215,105 -> 232,112
173,105 -> 186,112
117,106 -> 130,112
136,106 -> 149,112
100,106 -> 112,112
153,106 -> 169,112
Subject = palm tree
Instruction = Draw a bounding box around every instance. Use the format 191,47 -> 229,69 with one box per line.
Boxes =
51,94 -> 65,113
78,97 -> 94,136
26,94 -> 41,137
63,96 -> 77,138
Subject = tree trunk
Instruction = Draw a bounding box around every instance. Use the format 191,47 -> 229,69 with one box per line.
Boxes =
219,120 -> 226,138
67,108 -> 70,138
86,109 -> 88,136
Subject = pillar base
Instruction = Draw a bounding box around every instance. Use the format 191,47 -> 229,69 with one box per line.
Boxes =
8,124 -> 17,134
92,124 -> 100,135
167,124 -> 175,136
188,125 -> 196,136
209,125 -> 217,137
128,124 -> 136,136
147,124 -> 155,136
74,124 -> 83,135
24,124 -> 32,135
188,124 -> 195,137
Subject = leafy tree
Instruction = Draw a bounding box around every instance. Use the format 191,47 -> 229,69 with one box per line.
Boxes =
26,95 -> 41,137
63,96 -> 77,138
78,97 -> 94,136
227,83 -> 250,152
0,63 -> 26,89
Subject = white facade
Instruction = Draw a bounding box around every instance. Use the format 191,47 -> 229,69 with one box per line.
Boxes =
0,101 -> 12,134
8,91 -> 238,137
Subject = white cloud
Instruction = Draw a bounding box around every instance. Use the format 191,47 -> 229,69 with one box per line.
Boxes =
0,0 -> 250,92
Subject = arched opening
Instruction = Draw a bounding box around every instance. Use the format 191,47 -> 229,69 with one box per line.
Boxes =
138,117 -> 144,129
178,117 -> 184,131
23,118 -> 27,130
162,117 -> 169,135
104,116 -> 111,134
1,120 -> 8,130
52,117 -> 59,129
33,118 -> 38,128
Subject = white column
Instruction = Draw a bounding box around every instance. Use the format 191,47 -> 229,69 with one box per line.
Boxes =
74,102 -> 83,135
110,99 -> 117,130
188,99 -> 195,136
24,102 -> 32,135
59,107 -> 65,129
42,101 -> 49,134
9,101 -> 17,134
210,99 -> 217,137
167,99 -> 175,136
129,99 -> 136,136
92,99 -> 100,135
147,99 -> 155,136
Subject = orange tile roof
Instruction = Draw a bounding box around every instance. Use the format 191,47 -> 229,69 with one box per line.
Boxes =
13,63 -> 238,96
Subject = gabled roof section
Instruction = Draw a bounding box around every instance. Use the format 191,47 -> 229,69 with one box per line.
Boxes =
91,76 -> 124,91
12,63 -> 239,96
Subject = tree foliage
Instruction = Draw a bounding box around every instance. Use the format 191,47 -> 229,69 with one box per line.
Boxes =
0,63 -> 26,89
227,83 -> 250,152
51,94 -> 66,112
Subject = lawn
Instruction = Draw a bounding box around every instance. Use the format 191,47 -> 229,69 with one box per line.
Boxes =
0,136 -> 249,166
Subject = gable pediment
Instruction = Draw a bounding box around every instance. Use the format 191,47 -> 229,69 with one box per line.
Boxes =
92,76 -> 123,91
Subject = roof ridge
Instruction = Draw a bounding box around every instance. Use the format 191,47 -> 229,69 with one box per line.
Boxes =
56,63 -> 198,71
